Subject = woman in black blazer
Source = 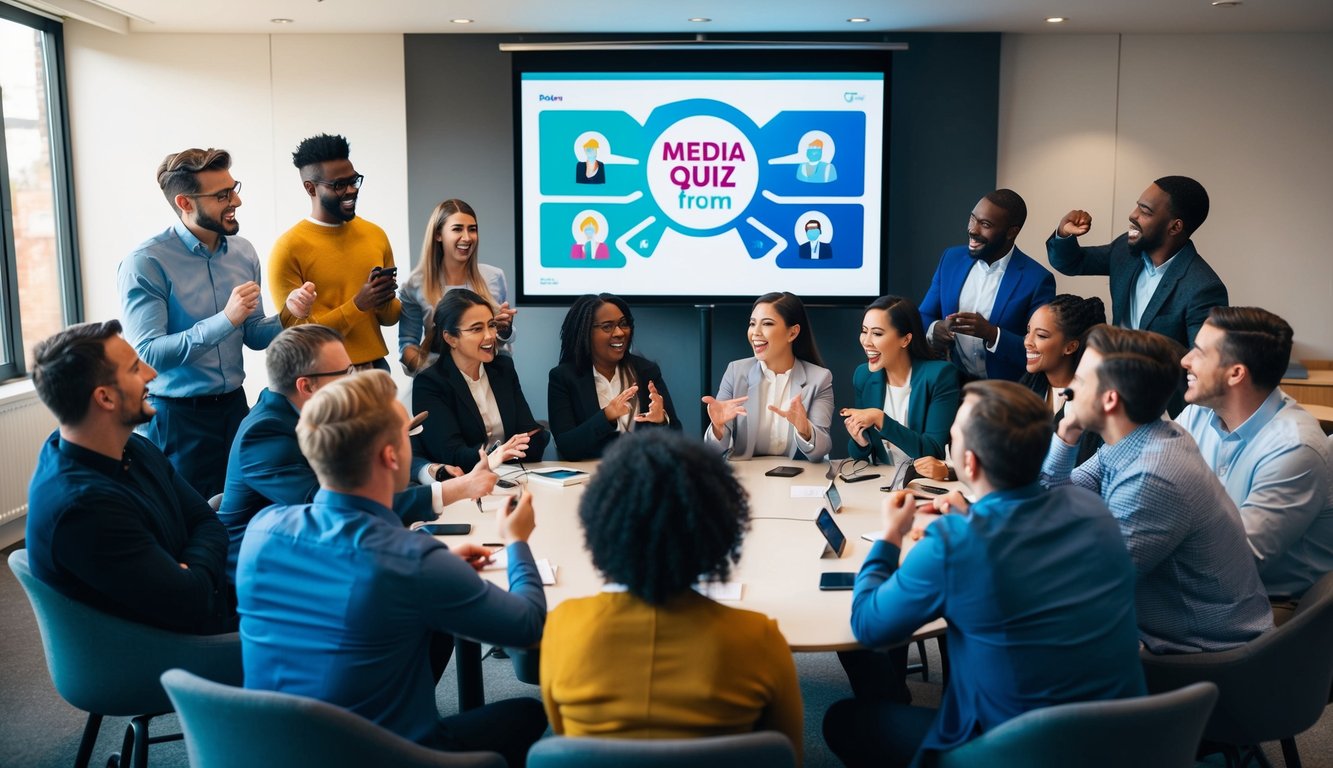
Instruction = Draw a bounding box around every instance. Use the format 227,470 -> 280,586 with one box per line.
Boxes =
547,294 -> 680,460
412,288 -> 548,471
1020,293 -> 1106,466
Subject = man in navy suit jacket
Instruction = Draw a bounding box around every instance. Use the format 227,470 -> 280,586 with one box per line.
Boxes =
1046,175 -> 1227,351
920,189 -> 1056,382
218,325 -> 496,579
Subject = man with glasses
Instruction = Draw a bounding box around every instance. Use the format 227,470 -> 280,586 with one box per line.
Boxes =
119,147 -> 317,498
269,133 -> 401,371
218,325 -> 500,581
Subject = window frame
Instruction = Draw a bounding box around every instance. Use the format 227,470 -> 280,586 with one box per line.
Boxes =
0,1 -> 83,382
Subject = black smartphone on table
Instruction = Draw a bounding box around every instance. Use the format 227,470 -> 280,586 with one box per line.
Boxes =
765,465 -> 804,478
415,522 -> 471,536
819,572 -> 856,591
842,473 -> 881,483
815,508 -> 847,557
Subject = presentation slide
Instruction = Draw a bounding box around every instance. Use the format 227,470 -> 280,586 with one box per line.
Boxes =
516,71 -> 886,303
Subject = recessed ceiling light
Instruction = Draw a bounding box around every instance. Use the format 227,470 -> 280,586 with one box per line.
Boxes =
1211,0 -> 1242,6
270,18 -> 294,24
1045,16 -> 1068,23
848,17 -> 870,23
451,18 -> 474,24
688,17 -> 711,23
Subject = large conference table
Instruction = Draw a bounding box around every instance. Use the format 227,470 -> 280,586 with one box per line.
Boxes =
431,456 -> 953,708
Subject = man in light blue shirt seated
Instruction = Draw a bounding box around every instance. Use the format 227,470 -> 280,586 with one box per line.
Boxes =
236,370 -> 546,767
1042,326 -> 1273,653
117,147 -> 316,498
1178,306 -> 1333,624
824,380 -> 1145,768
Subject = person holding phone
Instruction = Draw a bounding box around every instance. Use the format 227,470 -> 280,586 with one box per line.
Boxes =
841,295 -> 960,468
1020,294 -> 1106,466
703,292 -> 833,462
547,293 -> 680,461
399,199 -> 515,375
412,288 -> 548,471
541,430 -> 803,759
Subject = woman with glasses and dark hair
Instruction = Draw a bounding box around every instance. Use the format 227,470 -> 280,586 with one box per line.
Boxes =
547,294 -> 680,461
704,291 -> 834,461
399,199 -> 515,375
540,430 -> 803,759
841,295 -> 960,467
1021,293 -> 1107,465
412,288 -> 548,472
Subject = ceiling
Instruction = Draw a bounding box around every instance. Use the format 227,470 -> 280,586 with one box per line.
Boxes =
32,0 -> 1333,35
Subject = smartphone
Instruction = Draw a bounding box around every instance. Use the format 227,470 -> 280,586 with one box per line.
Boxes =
495,478 -> 517,489
415,523 -> 471,535
815,508 -> 847,557
765,465 -> 804,478
370,265 -> 398,281
914,484 -> 949,495
843,473 -> 881,483
819,572 -> 856,591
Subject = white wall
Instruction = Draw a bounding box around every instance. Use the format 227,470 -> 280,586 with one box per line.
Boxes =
999,32 -> 1333,360
63,25 -> 411,400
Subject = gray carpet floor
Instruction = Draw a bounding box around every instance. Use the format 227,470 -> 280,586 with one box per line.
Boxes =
2,540 -> 1330,767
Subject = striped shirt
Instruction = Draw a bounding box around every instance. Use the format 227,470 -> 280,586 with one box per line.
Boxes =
1042,419 -> 1273,653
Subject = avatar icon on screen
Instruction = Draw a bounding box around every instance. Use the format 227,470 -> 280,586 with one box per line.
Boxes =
575,138 -> 606,185
796,138 -> 838,184
799,219 -> 834,260
571,215 -> 610,260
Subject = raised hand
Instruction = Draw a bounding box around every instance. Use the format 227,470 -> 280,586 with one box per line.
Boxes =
633,380 -> 667,424
494,301 -> 517,336
1057,209 -> 1093,238
769,393 -> 813,441
285,281 -> 317,319
487,433 -> 532,469
702,395 -> 748,439
224,280 -> 262,326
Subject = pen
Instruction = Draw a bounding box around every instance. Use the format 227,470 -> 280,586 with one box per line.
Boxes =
482,542 -> 504,548
475,498 -> 484,514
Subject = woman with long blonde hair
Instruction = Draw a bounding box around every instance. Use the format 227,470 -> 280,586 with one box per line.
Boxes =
398,199 -> 515,373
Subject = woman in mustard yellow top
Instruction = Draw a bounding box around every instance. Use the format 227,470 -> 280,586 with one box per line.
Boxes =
539,430 -> 804,762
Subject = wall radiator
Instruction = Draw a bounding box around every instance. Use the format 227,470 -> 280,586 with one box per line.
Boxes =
0,391 -> 56,529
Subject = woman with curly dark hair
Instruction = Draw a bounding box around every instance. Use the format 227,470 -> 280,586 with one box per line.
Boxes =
539,430 -> 803,759
546,293 -> 680,461
1021,293 -> 1107,465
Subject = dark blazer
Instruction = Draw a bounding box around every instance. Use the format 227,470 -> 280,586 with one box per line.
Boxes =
1019,372 -> 1104,466
1046,232 -> 1227,349
547,353 -> 682,461
919,245 -> 1056,382
218,387 -> 434,577
412,353 -> 549,471
847,359 -> 960,463
798,241 -> 833,260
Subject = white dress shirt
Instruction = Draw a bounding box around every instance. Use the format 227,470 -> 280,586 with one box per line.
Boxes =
593,366 -> 633,434
754,361 -> 794,457
462,365 -> 505,445
880,382 -> 912,466
952,248 -> 1012,379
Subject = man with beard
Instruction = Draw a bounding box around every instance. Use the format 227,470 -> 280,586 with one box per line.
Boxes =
25,321 -> 236,634
1177,306 -> 1333,623
1047,175 -> 1227,351
920,189 -> 1056,382
268,133 -> 401,371
119,148 -> 315,499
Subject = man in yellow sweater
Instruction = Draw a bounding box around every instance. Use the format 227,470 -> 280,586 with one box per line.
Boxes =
269,133 -> 401,369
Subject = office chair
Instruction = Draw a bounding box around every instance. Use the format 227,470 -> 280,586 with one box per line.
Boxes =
161,669 -> 505,768
8,549 -> 241,768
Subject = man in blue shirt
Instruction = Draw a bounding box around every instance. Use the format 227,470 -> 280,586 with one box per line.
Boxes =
1047,176 -> 1227,415
1178,306 -> 1333,623
921,189 -> 1056,382
237,370 -> 546,766
824,380 -> 1145,768
118,147 -> 316,498
26,320 -> 235,634
1043,326 -> 1273,653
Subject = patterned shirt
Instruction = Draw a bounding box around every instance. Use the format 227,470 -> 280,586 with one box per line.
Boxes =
1042,419 -> 1273,653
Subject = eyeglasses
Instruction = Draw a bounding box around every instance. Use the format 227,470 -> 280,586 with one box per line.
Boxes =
455,321 -> 499,335
185,181 -> 241,203
839,458 -> 874,481
313,174 -> 364,193
300,365 -> 355,380
592,318 -> 633,334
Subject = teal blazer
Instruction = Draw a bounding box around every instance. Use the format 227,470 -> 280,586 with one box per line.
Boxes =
847,358 -> 960,463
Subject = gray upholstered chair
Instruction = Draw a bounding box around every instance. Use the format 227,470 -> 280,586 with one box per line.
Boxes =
160,669 -> 505,768
8,549 -> 241,768
934,682 -> 1218,768
1140,571 -> 1333,768
526,732 -> 797,768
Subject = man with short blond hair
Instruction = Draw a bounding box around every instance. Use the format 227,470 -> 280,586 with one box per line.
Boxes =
237,371 -> 546,766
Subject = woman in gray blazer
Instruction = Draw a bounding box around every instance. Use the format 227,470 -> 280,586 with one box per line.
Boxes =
703,292 -> 834,461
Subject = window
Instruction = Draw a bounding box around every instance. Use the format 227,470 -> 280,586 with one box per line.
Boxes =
0,3 -> 80,381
